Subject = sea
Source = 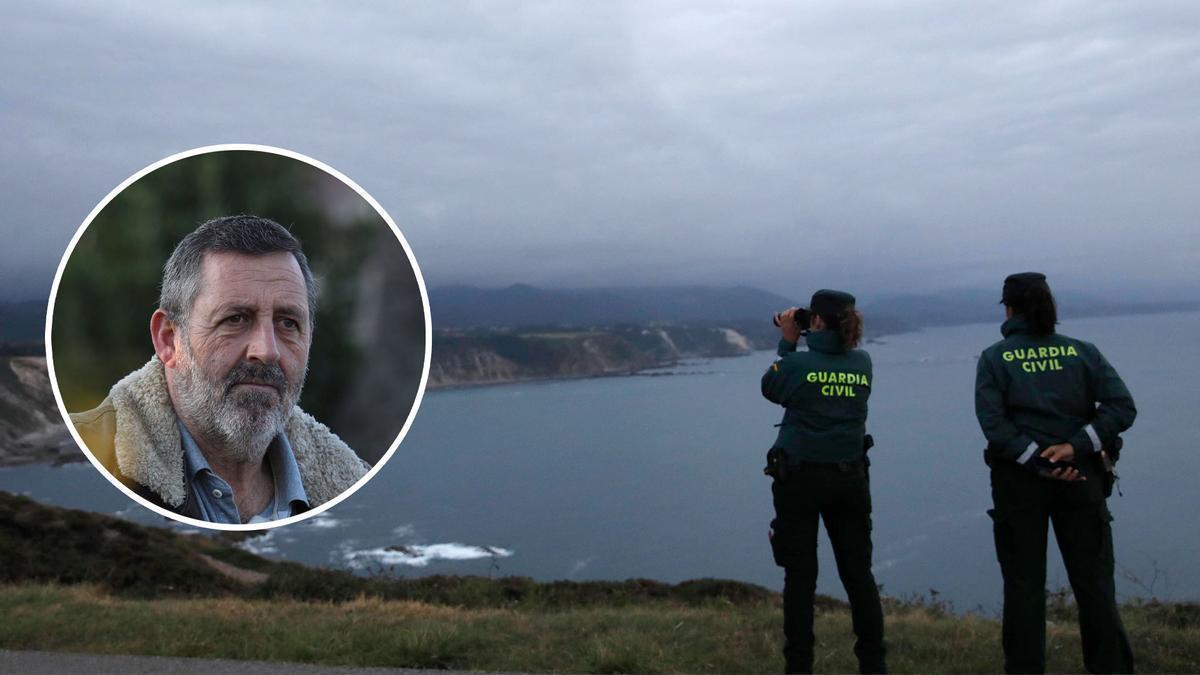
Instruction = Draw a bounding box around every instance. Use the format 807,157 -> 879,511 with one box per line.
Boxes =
3,310 -> 1197,612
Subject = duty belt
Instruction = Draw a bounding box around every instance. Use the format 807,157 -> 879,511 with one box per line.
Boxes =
793,458 -> 865,473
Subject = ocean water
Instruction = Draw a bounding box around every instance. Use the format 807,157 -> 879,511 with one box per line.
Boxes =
3,310 -> 1197,611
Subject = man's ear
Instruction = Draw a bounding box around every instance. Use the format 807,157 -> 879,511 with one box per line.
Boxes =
150,309 -> 181,367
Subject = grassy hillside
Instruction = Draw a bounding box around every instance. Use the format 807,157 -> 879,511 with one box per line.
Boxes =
2,492 -> 1198,672
4,583 -> 1198,673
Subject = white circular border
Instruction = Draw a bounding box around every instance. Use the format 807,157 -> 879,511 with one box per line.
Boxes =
45,143 -> 432,532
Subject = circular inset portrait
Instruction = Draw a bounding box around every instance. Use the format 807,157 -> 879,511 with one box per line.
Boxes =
47,145 -> 430,530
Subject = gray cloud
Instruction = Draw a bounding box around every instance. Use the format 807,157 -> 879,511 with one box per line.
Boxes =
2,1 -> 1198,300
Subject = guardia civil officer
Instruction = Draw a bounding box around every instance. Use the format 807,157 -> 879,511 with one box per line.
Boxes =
976,272 -> 1136,674
762,289 -> 885,675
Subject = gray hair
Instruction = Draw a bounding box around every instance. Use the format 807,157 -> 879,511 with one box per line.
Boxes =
159,215 -> 317,330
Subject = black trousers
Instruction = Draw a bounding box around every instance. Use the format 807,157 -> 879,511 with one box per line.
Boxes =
989,457 -> 1134,674
771,461 -> 886,674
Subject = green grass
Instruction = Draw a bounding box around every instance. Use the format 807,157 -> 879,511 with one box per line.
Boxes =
2,584 -> 1198,673
3,491 -> 1199,672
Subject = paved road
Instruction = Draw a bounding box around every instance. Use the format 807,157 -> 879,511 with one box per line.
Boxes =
0,649 -> 489,674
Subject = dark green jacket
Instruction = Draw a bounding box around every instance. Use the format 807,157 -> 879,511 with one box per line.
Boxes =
975,314 -> 1136,463
761,330 -> 872,463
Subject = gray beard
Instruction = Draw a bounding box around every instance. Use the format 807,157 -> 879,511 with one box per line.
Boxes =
173,350 -> 305,465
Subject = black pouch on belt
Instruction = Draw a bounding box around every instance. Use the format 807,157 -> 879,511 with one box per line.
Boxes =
763,447 -> 787,481
1102,436 -> 1124,498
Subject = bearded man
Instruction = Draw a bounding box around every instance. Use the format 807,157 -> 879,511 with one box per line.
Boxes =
70,215 -> 368,524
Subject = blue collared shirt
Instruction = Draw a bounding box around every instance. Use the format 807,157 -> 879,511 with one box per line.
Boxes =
177,419 -> 309,524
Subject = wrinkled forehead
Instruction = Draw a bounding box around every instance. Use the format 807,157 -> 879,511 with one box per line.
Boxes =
193,250 -> 309,316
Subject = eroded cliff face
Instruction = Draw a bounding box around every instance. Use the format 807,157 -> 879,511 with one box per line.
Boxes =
429,333 -> 654,388
429,348 -> 524,386
0,357 -> 80,466
428,324 -> 764,388
0,325 -> 767,463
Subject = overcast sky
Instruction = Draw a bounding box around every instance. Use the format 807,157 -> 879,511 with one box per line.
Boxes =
2,1 -> 1198,301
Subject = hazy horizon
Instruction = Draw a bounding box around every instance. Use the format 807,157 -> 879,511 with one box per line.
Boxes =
3,3 -> 1198,302
5,277 -> 1198,307
3,277 -> 1198,307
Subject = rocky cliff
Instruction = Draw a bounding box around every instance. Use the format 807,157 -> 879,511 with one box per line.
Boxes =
0,356 -> 80,466
429,323 -> 773,388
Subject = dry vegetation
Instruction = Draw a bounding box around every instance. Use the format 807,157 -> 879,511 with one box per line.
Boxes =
2,492 -> 1198,673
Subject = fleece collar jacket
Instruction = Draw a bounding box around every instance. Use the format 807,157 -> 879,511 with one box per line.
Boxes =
69,357 -> 368,517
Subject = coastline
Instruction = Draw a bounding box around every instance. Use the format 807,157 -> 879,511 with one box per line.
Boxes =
4,305 -> 1195,467
0,427 -> 83,468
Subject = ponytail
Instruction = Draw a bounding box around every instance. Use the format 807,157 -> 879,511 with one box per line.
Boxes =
836,309 -> 864,349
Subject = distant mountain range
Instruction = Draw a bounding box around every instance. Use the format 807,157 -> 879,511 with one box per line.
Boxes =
430,284 -> 800,329
5,286 -> 1195,343
431,284 -> 1196,332
859,288 -> 1194,328
1,285 -> 1196,404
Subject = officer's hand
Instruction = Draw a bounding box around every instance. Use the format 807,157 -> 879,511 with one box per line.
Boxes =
1040,443 -> 1075,463
1028,447 -> 1085,482
1044,465 -> 1086,482
777,307 -> 802,344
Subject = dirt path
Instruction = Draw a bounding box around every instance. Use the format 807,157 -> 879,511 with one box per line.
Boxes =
0,649 -> 496,674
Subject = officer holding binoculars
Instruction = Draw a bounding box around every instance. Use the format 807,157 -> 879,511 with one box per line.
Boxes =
762,289 -> 886,675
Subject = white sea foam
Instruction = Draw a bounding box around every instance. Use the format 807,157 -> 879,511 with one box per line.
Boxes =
568,557 -> 592,577
343,543 -> 513,569
873,558 -> 899,573
237,530 -> 278,556
305,515 -> 343,529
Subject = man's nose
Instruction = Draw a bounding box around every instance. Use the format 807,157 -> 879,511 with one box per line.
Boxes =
246,319 -> 281,363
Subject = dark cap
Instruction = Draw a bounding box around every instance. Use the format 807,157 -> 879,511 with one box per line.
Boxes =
810,289 -> 856,318
1001,272 -> 1048,305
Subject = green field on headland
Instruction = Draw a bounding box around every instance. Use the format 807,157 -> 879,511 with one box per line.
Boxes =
4,583 -> 1199,673
2,491 -> 1198,673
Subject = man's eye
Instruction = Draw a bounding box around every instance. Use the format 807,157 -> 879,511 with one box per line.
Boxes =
280,318 -> 300,330
225,314 -> 246,325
